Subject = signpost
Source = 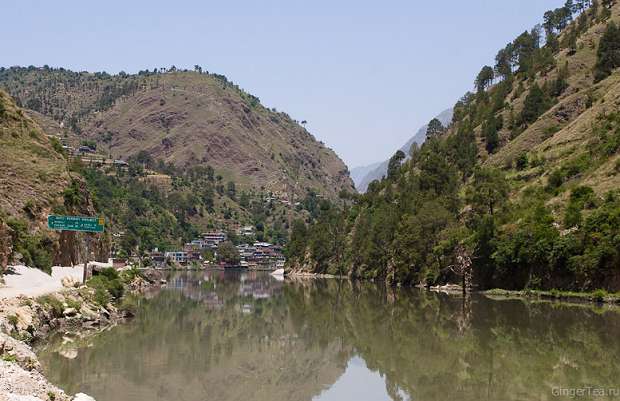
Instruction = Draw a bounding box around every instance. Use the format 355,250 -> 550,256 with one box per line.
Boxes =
47,215 -> 105,233
47,215 -> 105,282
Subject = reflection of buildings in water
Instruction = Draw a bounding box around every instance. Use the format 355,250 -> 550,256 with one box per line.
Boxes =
166,271 -> 284,309
166,274 -> 224,309
238,277 -> 282,300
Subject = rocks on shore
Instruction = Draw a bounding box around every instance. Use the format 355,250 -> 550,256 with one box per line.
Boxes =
0,268 -> 161,401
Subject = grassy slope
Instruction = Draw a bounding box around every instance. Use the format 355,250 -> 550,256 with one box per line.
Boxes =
0,90 -> 68,219
482,4 -> 620,207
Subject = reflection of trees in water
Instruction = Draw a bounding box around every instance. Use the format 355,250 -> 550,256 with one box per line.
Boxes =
40,272 -> 620,401
285,279 -> 620,401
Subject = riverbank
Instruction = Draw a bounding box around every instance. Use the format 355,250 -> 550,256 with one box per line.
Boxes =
0,267 -> 163,401
483,288 -> 620,305
287,269 -> 620,306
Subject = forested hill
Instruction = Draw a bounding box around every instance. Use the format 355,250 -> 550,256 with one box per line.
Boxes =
287,0 -> 620,293
0,67 -> 354,201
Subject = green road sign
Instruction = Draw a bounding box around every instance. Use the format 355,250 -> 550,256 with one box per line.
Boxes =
47,215 -> 105,233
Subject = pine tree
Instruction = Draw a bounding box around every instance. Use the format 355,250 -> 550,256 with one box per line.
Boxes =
594,21 -> 620,82
475,66 -> 495,92
520,83 -> 550,124
426,118 -> 445,138
387,150 -> 406,179
551,61 -> 570,97
483,115 -> 501,154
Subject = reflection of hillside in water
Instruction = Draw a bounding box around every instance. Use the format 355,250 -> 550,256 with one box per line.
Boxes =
38,271 -> 348,401
38,271 -> 620,401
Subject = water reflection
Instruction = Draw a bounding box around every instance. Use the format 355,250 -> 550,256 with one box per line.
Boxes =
38,271 -> 620,401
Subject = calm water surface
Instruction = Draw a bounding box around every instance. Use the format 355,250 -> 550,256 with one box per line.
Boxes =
37,270 -> 620,401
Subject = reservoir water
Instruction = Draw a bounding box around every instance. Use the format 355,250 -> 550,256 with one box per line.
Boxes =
37,270 -> 620,401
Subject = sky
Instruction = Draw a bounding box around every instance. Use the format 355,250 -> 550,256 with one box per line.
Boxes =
3,0 -> 564,168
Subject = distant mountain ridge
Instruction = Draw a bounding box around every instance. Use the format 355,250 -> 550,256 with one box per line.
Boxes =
356,108 -> 453,192
349,162 -> 382,189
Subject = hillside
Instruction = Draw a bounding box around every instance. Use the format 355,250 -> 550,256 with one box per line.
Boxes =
0,90 -> 107,271
287,0 -> 620,293
0,88 -> 314,270
356,108 -> 453,192
0,68 -> 354,201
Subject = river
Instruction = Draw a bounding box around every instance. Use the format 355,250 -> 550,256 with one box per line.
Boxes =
37,270 -> 620,401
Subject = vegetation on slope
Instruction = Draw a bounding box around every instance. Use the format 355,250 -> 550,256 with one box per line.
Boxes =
0,66 -> 354,202
287,0 -> 620,292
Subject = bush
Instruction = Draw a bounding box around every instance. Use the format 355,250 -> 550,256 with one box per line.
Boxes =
37,295 -> 64,318
87,268 -> 124,306
592,289 -> 607,302
547,170 -> 564,190
6,218 -> 54,273
515,153 -> 529,170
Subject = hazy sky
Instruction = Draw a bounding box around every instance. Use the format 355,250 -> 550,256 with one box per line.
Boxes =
3,0 -> 563,168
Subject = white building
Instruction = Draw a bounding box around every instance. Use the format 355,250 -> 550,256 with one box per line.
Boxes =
165,251 -> 188,264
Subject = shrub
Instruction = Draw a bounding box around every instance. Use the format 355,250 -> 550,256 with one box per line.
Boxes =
6,218 -> 54,273
7,315 -> 18,327
592,289 -> 607,302
37,295 -> 64,318
515,153 -> 529,170
547,170 -> 564,190
87,268 -> 124,306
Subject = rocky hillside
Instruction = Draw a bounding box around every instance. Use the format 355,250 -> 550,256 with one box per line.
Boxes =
356,108 -> 453,192
0,90 -> 107,271
0,68 -> 354,201
287,0 -> 620,293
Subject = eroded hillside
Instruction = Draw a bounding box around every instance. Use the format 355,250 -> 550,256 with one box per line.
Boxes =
0,68 -> 354,201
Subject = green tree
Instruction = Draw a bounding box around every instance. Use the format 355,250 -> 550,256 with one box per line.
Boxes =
483,115 -> 501,154
519,83 -> 550,125
217,241 -> 240,265
475,66 -> 495,92
426,118 -> 445,138
387,150 -> 406,179
495,45 -> 514,79
467,167 -> 510,217
594,21 -> 620,82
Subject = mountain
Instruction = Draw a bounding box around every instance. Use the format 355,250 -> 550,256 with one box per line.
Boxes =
348,162 -> 382,189
0,67 -> 354,201
356,108 -> 453,192
287,1 -> 620,293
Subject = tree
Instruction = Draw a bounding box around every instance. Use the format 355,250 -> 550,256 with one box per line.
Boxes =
217,241 -> 240,265
551,61 -> 570,97
475,66 -> 495,92
566,27 -> 578,55
495,46 -> 514,79
387,150 -> 406,179
226,181 -> 236,200
594,22 -> 620,82
467,167 -> 509,217
513,30 -> 539,72
426,118 -> 445,138
483,115 -> 501,154
519,83 -> 550,124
